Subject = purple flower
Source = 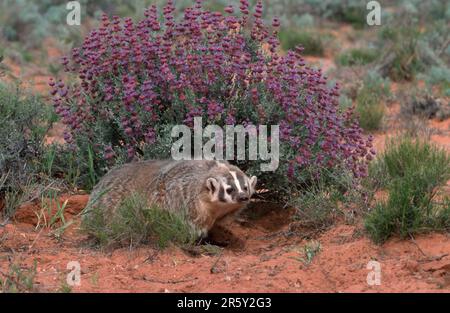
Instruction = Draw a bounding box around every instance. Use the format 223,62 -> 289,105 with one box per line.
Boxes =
53,0 -> 370,182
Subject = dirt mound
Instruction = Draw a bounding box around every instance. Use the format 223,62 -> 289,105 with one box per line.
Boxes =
13,194 -> 89,226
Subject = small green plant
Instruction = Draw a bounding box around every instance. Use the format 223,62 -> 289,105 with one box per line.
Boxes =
302,240 -> 321,264
424,66 -> 450,97
333,5 -> 366,28
291,186 -> 342,229
0,0 -> 115,49
356,101 -> 385,132
364,202 -> 397,244
376,15 -> 424,81
1,175 -> 56,219
58,281 -> 73,293
0,261 -> 37,293
0,53 -> 6,76
35,191 -> 73,240
41,146 -> 57,177
300,0 -> 367,28
289,166 -> 364,229
336,48 -> 378,66
90,272 -> 99,286
42,143 -> 105,191
365,174 -> 450,244
369,136 -> 450,189
374,3 -> 449,84
402,93 -> 445,120
338,93 -> 353,111
292,13 -> 316,28
278,29 -> 325,56
86,145 -> 98,190
0,83 -> 55,218
290,240 -> 321,265
199,243 -> 223,256
355,71 -> 391,131
365,137 -> 450,243
357,71 -> 391,103
82,193 -> 198,249
433,198 -> 450,230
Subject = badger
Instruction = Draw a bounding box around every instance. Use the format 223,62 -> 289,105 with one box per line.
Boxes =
82,159 -> 257,236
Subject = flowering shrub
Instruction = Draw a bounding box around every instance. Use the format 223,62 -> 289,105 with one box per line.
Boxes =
50,0 -> 373,196
0,83 -> 55,217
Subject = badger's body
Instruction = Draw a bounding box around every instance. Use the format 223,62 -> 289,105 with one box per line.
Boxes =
82,160 -> 257,235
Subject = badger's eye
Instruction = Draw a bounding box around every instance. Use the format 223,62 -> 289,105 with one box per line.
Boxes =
226,187 -> 233,194
243,186 -> 248,191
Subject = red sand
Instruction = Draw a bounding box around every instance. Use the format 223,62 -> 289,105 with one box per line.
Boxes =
1,30 -> 450,293
1,195 -> 449,292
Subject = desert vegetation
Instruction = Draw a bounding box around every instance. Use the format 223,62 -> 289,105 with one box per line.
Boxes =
81,193 -> 198,249
0,0 -> 449,292
366,137 -> 450,243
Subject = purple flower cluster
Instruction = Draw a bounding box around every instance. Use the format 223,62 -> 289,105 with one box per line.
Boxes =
50,0 -> 372,178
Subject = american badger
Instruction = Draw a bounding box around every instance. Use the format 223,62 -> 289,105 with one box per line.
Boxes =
82,160 -> 257,236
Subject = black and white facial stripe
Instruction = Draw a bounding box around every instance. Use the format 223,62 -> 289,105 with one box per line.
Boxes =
206,169 -> 257,204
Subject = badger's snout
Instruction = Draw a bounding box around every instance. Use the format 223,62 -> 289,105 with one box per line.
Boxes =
237,193 -> 249,202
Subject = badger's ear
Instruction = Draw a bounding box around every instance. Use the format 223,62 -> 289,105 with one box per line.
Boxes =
249,176 -> 257,192
206,177 -> 219,194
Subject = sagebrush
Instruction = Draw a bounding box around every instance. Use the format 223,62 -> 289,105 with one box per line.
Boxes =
365,136 -> 450,243
0,83 -> 56,217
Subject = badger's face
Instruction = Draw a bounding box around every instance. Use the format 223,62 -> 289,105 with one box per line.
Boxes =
206,170 -> 257,206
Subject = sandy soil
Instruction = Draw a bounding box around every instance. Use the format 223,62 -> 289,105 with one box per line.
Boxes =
1,195 -> 449,293
3,102 -> 447,292
1,27 -> 450,293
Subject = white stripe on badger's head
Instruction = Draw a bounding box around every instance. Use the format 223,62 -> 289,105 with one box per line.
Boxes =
206,163 -> 257,205
248,175 -> 257,195
229,171 -> 243,193
221,170 -> 256,204
230,170 -> 257,198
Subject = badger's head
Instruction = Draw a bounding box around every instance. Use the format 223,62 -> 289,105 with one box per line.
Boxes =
204,162 -> 257,214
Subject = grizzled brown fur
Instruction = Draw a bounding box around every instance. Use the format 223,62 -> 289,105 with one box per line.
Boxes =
82,160 -> 257,236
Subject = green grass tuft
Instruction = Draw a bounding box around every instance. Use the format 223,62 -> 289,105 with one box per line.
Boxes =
356,101 -> 385,132
278,29 -> 324,56
289,166 -> 365,230
356,71 -> 391,131
0,261 -> 37,293
0,83 -> 58,218
81,193 -> 199,249
337,48 -> 378,66
366,137 -> 450,243
369,136 -> 450,188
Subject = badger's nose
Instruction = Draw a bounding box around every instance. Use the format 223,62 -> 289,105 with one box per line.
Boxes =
237,193 -> 249,202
